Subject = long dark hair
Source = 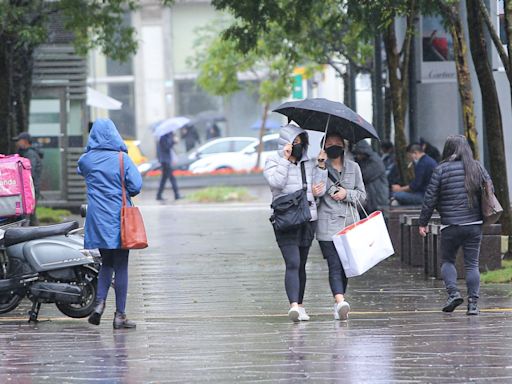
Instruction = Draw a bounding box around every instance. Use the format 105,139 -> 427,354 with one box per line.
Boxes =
441,135 -> 481,205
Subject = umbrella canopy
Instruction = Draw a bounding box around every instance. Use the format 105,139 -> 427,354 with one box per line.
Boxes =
250,118 -> 281,130
153,117 -> 190,138
86,87 -> 122,110
273,98 -> 379,143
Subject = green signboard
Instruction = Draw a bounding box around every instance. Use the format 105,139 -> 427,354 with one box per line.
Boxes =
292,74 -> 303,99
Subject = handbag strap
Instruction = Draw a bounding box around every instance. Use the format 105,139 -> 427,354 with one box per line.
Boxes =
327,170 -> 340,186
300,161 -> 307,191
119,152 -> 127,208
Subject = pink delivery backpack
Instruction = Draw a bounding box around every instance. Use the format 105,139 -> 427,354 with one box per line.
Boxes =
0,154 -> 36,217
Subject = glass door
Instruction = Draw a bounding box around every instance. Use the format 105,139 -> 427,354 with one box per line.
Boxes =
28,87 -> 67,201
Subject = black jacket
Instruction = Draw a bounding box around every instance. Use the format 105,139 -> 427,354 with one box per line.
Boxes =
419,160 -> 488,226
18,147 -> 43,195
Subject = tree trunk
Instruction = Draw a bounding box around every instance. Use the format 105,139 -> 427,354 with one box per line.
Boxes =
373,33 -> 385,141
467,0 -> 512,253
439,1 -> 479,158
255,102 -> 269,170
383,21 -> 409,185
384,86 -> 393,141
0,36 -> 34,155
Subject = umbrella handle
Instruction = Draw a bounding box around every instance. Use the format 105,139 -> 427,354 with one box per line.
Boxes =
321,115 -> 331,151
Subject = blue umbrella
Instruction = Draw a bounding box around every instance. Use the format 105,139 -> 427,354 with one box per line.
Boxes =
250,119 -> 281,130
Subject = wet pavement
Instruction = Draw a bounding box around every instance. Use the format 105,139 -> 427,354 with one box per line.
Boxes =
1,189 -> 512,383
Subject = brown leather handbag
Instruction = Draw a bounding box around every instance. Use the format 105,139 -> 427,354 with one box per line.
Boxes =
119,152 -> 148,249
481,178 -> 503,225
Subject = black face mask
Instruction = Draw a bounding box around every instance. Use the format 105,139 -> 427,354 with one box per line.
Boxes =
291,143 -> 303,160
326,145 -> 345,159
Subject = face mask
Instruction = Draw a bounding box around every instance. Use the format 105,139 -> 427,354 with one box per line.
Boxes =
326,145 -> 344,159
291,143 -> 303,160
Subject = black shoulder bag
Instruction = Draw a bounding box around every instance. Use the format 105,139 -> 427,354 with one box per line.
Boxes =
270,162 -> 312,231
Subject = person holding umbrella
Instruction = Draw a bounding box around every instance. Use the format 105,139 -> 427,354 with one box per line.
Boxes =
273,97 -> 379,321
264,124 -> 327,322
316,131 -> 366,321
153,117 -> 189,201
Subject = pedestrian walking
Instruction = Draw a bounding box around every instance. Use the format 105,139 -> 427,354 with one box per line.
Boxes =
181,124 -> 200,151
13,132 -> 43,226
418,135 -> 490,315
206,122 -> 221,140
78,118 -> 142,329
264,124 -> 327,322
352,140 -> 389,213
391,143 -> 438,206
156,131 -> 181,201
316,132 -> 366,320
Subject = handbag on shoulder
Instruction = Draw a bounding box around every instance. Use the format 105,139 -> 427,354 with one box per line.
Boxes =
119,152 -> 148,249
270,162 -> 312,231
481,177 -> 503,225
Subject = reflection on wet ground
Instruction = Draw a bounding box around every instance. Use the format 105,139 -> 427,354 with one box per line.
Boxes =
1,202 -> 511,383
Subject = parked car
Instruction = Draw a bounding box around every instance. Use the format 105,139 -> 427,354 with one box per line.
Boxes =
189,134 -> 279,173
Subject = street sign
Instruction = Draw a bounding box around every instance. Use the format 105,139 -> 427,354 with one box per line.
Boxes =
292,74 -> 303,99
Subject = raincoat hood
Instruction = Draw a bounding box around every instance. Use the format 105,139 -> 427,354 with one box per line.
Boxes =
86,119 -> 127,153
353,140 -> 373,157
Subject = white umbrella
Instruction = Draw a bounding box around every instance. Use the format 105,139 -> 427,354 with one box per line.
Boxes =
86,87 -> 122,110
153,117 -> 191,138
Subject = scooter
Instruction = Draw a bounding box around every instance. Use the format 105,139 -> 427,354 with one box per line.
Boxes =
0,215 -> 99,323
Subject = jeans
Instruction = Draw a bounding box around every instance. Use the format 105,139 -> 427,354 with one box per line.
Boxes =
319,241 -> 348,296
97,249 -> 130,314
157,162 -> 180,199
278,244 -> 310,304
440,225 -> 483,299
393,191 -> 424,205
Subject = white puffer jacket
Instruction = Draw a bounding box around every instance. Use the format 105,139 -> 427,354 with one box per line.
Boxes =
263,124 -> 327,221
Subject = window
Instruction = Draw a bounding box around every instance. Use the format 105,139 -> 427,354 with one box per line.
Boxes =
263,139 -> 279,152
200,141 -> 232,155
108,83 -> 136,138
233,140 -> 257,152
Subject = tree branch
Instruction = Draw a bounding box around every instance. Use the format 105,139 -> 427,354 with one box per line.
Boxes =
477,0 -> 511,79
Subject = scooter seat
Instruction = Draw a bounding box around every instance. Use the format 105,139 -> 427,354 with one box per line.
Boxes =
4,221 -> 79,247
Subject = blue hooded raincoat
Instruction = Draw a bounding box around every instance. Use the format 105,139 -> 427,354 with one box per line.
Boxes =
78,119 -> 143,249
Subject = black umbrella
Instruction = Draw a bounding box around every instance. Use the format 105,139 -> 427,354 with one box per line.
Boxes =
273,98 -> 379,144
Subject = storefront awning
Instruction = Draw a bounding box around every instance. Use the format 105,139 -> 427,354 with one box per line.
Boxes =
86,87 -> 122,110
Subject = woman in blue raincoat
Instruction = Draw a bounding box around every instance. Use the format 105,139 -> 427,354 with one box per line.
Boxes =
78,118 -> 142,329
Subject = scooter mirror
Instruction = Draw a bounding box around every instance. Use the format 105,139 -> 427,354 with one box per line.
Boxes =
80,204 -> 88,218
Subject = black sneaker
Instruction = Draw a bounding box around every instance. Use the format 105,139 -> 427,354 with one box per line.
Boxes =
467,298 -> 479,316
442,292 -> 464,312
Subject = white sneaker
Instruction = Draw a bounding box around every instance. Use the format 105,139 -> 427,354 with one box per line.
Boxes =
288,307 -> 300,322
334,301 -> 350,321
298,307 -> 310,321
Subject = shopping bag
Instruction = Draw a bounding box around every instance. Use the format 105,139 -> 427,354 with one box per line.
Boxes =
332,211 -> 394,277
119,152 -> 148,249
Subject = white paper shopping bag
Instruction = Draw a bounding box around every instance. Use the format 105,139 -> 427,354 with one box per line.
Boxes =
332,211 -> 394,277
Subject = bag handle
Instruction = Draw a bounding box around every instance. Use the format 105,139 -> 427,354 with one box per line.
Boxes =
119,152 -> 127,208
300,161 -> 307,191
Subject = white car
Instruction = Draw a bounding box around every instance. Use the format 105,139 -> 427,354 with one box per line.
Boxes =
189,134 -> 279,173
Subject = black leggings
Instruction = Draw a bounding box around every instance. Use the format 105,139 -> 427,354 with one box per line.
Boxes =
319,241 -> 348,296
278,245 -> 310,304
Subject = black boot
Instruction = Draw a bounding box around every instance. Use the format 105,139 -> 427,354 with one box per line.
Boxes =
113,312 -> 136,329
442,292 -> 464,312
467,297 -> 479,316
88,300 -> 105,325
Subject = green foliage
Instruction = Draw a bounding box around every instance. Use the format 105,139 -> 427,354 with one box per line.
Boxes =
186,186 -> 254,203
36,207 -> 73,224
0,0 -> 175,62
192,18 -> 297,104
481,259 -> 512,284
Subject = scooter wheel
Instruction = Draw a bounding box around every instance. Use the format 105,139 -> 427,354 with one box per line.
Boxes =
0,291 -> 23,314
56,266 -> 97,318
